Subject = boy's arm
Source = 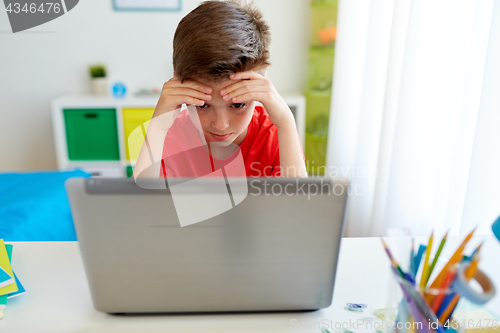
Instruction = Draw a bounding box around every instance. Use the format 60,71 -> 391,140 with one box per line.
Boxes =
275,114 -> 308,177
132,77 -> 213,179
221,71 -> 308,177
131,111 -> 177,179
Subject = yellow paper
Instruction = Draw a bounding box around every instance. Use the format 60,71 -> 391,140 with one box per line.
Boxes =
0,240 -> 17,296
454,308 -> 500,333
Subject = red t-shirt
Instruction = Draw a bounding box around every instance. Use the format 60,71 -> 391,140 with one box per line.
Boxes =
160,105 -> 281,178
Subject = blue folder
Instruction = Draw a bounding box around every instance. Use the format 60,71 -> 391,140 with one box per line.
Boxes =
0,170 -> 90,241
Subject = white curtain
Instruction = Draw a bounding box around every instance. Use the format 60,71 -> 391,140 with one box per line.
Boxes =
327,0 -> 499,237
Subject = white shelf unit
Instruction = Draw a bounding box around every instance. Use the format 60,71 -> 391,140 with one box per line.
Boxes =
52,94 -> 306,177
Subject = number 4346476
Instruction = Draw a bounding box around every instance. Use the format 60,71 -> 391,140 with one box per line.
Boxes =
444,319 -> 499,330
6,3 -> 62,14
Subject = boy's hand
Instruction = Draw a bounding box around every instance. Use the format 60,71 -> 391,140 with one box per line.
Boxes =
221,70 -> 294,129
221,70 -> 307,177
153,76 -> 213,117
149,76 -> 213,133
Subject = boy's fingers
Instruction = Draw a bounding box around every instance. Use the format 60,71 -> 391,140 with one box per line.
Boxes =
223,85 -> 268,102
231,91 -> 263,103
168,87 -> 212,101
229,70 -> 263,81
222,80 -> 263,96
166,78 -> 212,94
179,79 -> 213,93
169,95 -> 206,106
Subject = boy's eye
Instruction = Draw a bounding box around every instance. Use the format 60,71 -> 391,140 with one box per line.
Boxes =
231,103 -> 246,109
197,103 -> 210,109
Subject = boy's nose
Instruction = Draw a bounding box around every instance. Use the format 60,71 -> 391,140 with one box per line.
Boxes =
211,111 -> 230,132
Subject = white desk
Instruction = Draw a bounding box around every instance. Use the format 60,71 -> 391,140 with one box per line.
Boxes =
1,236 -> 499,333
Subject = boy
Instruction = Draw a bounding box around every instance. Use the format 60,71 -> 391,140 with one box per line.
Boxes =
133,0 -> 307,180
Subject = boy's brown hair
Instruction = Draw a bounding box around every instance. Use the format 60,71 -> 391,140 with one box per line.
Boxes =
173,0 -> 271,82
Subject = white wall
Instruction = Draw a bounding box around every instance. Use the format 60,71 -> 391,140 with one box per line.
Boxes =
0,0 -> 310,171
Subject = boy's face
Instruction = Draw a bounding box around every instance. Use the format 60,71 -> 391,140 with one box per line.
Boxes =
194,78 -> 255,146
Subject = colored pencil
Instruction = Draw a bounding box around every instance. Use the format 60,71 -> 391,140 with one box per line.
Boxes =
470,242 -> 483,259
428,230 -> 448,281
427,228 -> 476,303
446,252 -> 481,320
420,231 -> 434,288
438,254 -> 479,323
381,239 -> 406,279
410,237 -> 415,278
413,244 -> 427,276
436,293 -> 454,318
431,267 -> 456,313
434,253 -> 466,318
438,290 -> 459,323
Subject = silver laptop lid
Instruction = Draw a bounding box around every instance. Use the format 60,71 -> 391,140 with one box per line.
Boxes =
66,177 -> 348,314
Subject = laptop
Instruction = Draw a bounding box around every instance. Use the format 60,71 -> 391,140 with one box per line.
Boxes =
66,177 -> 348,314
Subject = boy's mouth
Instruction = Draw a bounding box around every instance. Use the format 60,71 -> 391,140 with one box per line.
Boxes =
209,132 -> 232,141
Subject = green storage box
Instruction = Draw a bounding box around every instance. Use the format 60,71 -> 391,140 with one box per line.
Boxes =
307,47 -> 335,91
63,108 -> 120,160
310,0 -> 338,48
126,165 -> 134,178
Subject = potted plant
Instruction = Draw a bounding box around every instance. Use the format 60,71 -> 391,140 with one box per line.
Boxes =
89,64 -> 108,95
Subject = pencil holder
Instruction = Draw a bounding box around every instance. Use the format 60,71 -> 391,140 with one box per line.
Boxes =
386,269 -> 466,333
382,230 -> 497,333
